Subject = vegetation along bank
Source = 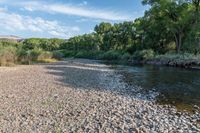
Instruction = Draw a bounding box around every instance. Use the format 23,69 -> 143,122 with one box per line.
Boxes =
1,0 -> 200,68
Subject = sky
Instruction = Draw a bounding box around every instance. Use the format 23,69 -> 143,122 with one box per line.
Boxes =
0,0 -> 148,39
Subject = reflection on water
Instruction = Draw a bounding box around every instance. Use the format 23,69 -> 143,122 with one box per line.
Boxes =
108,62 -> 200,111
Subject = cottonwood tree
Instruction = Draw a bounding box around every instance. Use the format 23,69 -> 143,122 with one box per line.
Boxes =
143,0 -> 194,53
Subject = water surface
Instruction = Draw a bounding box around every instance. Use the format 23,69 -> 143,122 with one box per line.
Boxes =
106,62 -> 200,112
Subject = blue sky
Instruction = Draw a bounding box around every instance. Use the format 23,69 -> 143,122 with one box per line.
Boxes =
0,0 -> 148,38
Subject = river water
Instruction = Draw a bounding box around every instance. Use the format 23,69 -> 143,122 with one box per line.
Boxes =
106,62 -> 200,112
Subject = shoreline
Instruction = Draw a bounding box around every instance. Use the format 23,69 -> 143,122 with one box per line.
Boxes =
102,58 -> 200,70
145,59 -> 200,70
0,59 -> 199,132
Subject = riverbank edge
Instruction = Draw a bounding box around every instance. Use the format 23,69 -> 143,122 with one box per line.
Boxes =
127,59 -> 200,70
91,57 -> 200,70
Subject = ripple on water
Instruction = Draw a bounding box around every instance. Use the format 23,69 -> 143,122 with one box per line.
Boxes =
105,62 -> 200,113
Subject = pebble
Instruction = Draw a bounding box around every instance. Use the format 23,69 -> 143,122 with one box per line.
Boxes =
0,59 -> 198,132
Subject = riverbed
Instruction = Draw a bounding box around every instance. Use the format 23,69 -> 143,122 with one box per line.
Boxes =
105,62 -> 200,112
0,59 -> 199,132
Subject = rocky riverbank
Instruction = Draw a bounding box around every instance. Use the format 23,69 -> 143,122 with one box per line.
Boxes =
0,59 -> 199,132
147,60 -> 200,69
128,59 -> 200,70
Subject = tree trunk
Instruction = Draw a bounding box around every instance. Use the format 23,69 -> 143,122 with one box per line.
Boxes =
174,32 -> 182,53
178,34 -> 182,53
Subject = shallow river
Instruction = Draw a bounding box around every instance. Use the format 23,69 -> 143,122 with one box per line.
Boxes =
105,62 -> 200,111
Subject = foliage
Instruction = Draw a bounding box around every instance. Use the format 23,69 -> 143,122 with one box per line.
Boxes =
155,52 -> 200,61
0,41 -> 20,47
61,50 -> 77,57
52,51 -> 64,60
1,0 -> 200,66
37,58 -> 58,63
37,51 -> 53,61
0,46 -> 17,66
61,0 -> 200,55
132,49 -> 155,60
121,53 -> 132,60
74,51 -> 103,59
61,33 -> 101,51
98,50 -> 122,60
153,52 -> 200,66
22,38 -> 65,51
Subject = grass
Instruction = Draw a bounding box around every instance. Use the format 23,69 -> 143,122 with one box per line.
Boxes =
37,58 -> 58,63
60,50 -> 128,60
155,52 -> 200,61
97,50 -> 122,60
132,49 -> 155,60
1,45 -> 200,68
0,46 -> 64,66
154,53 -> 200,65
0,46 -> 17,66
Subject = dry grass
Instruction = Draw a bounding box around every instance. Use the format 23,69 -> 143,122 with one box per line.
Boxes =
37,58 -> 58,63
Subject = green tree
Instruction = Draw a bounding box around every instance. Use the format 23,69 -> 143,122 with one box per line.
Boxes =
143,0 -> 193,53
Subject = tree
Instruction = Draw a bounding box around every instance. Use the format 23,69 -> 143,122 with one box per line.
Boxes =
143,0 -> 193,53
94,22 -> 112,35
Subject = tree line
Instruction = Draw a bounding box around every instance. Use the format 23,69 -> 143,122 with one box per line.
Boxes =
1,0 -> 200,66
62,0 -> 200,54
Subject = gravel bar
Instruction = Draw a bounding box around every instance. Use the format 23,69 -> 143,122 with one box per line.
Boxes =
0,59 -> 199,133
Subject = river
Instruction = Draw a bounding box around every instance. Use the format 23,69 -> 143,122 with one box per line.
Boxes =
104,62 -> 200,112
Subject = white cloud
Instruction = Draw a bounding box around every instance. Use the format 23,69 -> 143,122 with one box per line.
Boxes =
48,31 -> 63,37
23,6 -> 34,12
0,10 -> 80,38
71,27 -> 80,32
19,1 -> 132,21
0,6 -> 7,12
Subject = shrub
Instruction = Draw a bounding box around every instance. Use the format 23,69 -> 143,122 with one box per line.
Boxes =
132,49 -> 155,60
75,51 -> 89,58
17,48 -> 55,64
121,53 -> 131,60
61,50 -> 76,57
155,53 -> 200,61
0,46 -> 17,66
17,47 -> 29,64
75,51 -> 99,59
16,48 -> 43,64
52,51 -> 64,60
37,58 -> 58,63
0,41 -> 20,47
98,50 -> 122,60
37,51 -> 53,61
28,48 -> 44,61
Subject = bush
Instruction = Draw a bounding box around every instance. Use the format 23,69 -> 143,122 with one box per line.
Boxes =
17,47 -> 29,64
75,51 -> 90,58
37,51 -> 53,61
155,53 -> 200,61
17,48 -> 63,64
121,53 -> 131,60
98,50 -> 122,60
61,50 -> 76,57
52,51 -> 64,60
0,41 -> 20,47
17,48 -> 56,64
28,48 -> 44,61
0,46 -> 17,66
132,49 -> 155,60
74,51 -> 101,59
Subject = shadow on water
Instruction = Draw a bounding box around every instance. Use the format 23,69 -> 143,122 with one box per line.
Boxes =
44,60 -> 124,93
44,59 -> 200,112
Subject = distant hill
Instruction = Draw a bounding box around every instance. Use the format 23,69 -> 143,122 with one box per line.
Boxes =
0,35 -> 24,42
